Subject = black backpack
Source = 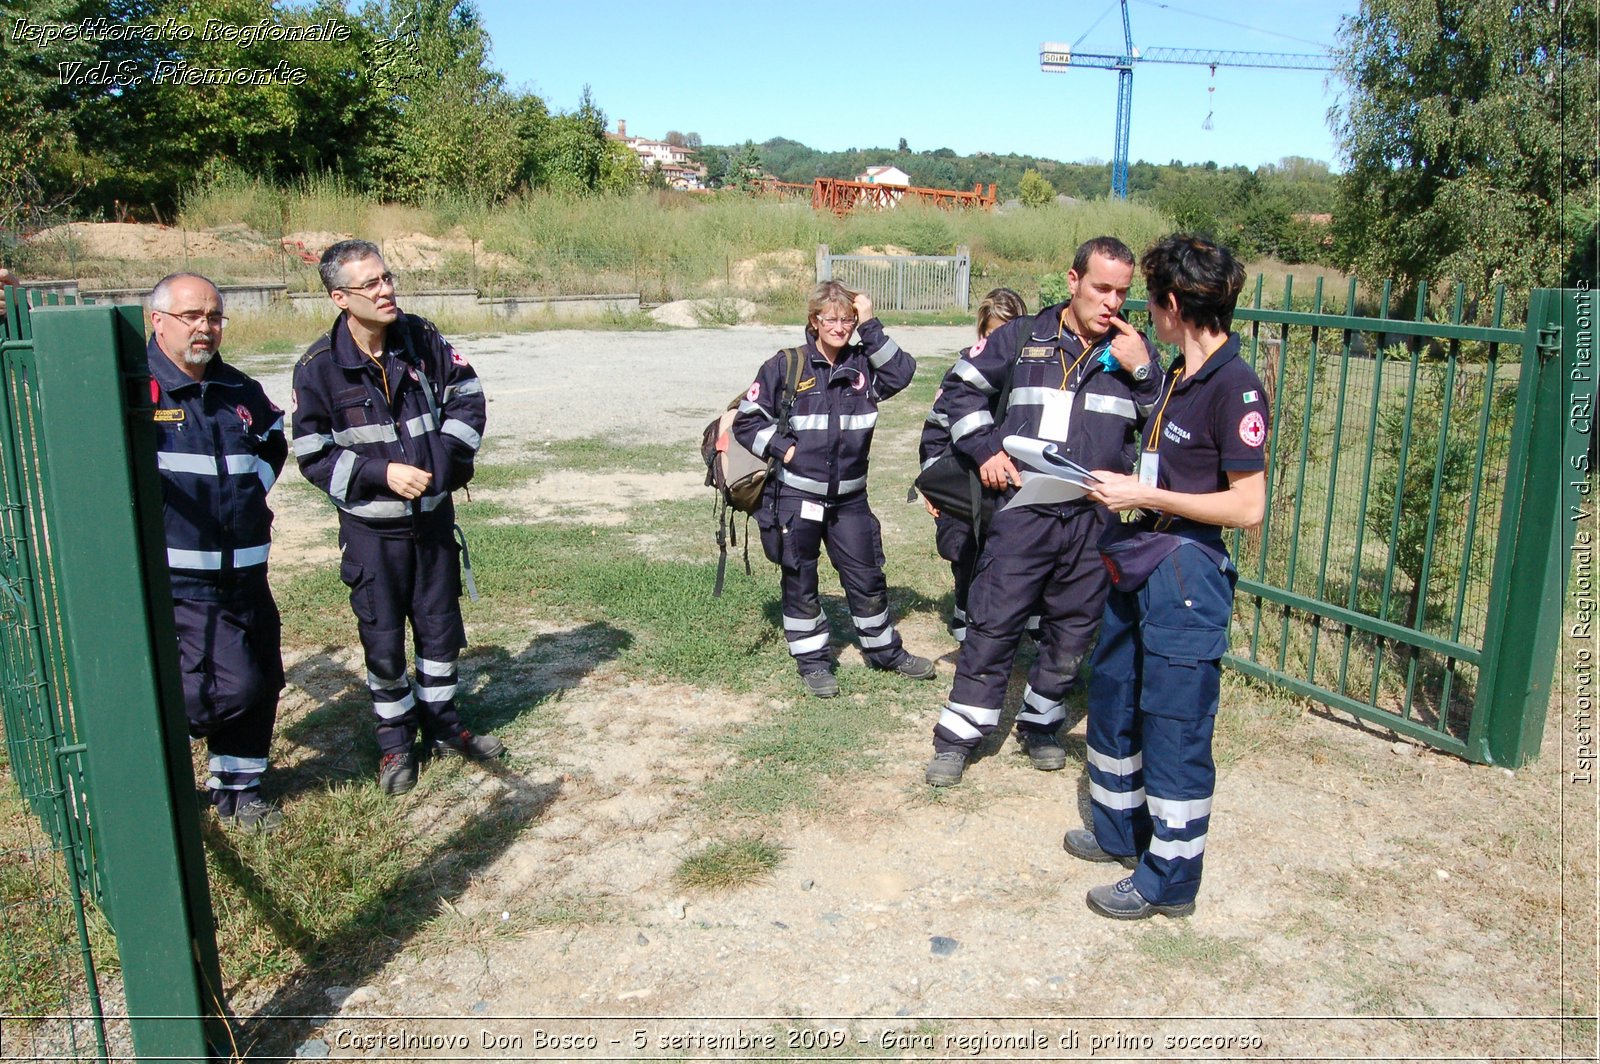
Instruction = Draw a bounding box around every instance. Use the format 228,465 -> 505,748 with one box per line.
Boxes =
701,347 -> 803,596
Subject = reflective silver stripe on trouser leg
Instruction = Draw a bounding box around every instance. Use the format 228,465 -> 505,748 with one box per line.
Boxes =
852,607 -> 897,651
935,699 -> 1001,744
414,655 -> 459,707
783,611 -> 829,657
1014,683 -> 1065,730
207,754 -> 267,792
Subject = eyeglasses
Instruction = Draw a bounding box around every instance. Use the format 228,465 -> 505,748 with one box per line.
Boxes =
161,310 -> 228,329
817,316 -> 857,327
338,272 -> 396,297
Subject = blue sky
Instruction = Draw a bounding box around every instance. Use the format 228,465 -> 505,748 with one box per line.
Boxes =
473,0 -> 1356,173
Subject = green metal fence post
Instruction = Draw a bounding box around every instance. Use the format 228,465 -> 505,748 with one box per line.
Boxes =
30,303 -> 226,1062
1470,288 -> 1576,765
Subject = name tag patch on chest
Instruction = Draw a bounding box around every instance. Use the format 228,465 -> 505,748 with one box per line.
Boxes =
1163,421 -> 1192,444
154,408 -> 185,423
1020,345 -> 1056,360
796,376 -> 817,394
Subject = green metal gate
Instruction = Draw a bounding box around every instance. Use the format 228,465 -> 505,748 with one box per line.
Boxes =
1132,278 -> 1576,766
0,289 -> 229,1061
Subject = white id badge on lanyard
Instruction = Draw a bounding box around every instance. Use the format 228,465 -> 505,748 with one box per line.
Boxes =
1139,450 -> 1160,486
800,500 -> 825,522
1038,389 -> 1071,442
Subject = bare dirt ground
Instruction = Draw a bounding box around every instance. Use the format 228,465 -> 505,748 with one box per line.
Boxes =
240,327 -> 1595,1062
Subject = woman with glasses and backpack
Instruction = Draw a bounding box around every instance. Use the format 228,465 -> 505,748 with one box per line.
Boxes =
732,281 -> 936,698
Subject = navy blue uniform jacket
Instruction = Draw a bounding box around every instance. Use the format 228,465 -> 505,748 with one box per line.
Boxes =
149,338 -> 286,600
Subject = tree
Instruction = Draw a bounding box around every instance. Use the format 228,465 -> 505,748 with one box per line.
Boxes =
1018,168 -> 1055,207
897,137 -> 909,153
1332,0 -> 1599,302
732,140 -> 763,192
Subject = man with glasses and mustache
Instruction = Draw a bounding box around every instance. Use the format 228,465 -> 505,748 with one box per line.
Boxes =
292,239 -> 499,797
149,272 -> 287,831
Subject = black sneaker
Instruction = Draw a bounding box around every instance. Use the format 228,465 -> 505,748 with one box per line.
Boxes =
221,795 -> 283,834
435,729 -> 506,761
1086,876 -> 1195,920
924,749 -> 967,787
802,670 -> 840,698
1017,729 -> 1067,771
1063,828 -> 1137,868
379,750 -> 418,795
890,654 -> 936,680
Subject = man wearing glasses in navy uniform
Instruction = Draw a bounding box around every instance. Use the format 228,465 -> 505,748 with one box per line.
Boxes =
148,272 -> 286,831
292,240 -> 501,796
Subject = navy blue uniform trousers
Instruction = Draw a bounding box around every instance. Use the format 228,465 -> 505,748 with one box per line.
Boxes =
174,588 -> 282,811
935,504 -> 1107,752
1085,540 -> 1235,906
764,489 -> 904,674
339,528 -> 466,755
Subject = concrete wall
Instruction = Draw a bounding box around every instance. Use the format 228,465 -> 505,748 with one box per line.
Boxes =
18,280 -> 639,323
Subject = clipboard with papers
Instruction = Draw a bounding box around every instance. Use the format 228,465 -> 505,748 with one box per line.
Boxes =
1000,435 -> 1102,510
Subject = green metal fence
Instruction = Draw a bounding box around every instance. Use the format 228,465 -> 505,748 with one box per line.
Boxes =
1131,278 -> 1573,766
0,289 -> 228,1061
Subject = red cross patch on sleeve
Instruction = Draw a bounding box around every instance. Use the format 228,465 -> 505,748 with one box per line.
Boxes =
449,346 -> 469,367
1239,411 -> 1267,447
747,381 -> 760,402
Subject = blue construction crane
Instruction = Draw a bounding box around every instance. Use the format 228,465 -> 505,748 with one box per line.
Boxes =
1040,0 -> 1333,199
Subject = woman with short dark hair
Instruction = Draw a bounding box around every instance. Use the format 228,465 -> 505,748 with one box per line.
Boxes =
1064,233 -> 1270,920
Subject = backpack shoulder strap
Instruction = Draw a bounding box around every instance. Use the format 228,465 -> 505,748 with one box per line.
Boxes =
776,346 -> 804,433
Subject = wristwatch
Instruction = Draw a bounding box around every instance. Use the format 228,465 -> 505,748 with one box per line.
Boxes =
1131,358 -> 1155,382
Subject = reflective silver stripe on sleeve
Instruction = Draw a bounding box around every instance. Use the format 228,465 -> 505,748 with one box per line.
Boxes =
838,412 -> 877,431
329,450 -> 357,502
442,379 -> 484,402
1008,387 -> 1057,407
867,337 -> 900,368
232,544 -> 271,568
265,416 -> 285,435
418,492 -> 448,511
924,410 -> 950,429
752,424 -> 778,457
1146,794 -> 1213,828
1148,834 -> 1207,860
738,399 -> 774,419
949,410 -> 993,441
294,432 -> 334,458
405,412 -> 438,437
952,359 -> 998,394
1089,781 -> 1148,809
157,452 -> 218,476
1084,393 -> 1137,419
167,548 -> 223,570
920,454 -> 944,471
788,414 -> 830,431
332,423 -> 399,446
224,453 -> 276,492
441,418 -> 482,451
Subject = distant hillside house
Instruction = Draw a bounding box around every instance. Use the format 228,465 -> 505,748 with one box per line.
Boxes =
858,165 -> 911,186
608,120 -> 706,188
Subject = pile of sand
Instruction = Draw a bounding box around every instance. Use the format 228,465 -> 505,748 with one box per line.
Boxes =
28,222 -> 277,261
648,298 -> 759,328
381,229 -> 519,273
